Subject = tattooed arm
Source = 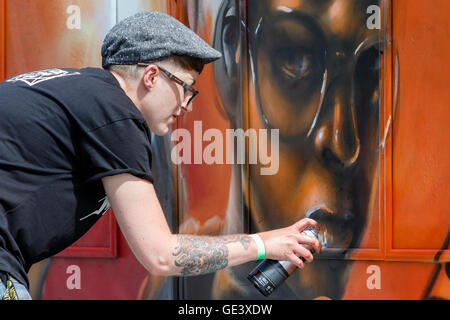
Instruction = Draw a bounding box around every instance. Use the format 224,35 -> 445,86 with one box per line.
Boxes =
172,234 -> 251,276
103,174 -> 321,277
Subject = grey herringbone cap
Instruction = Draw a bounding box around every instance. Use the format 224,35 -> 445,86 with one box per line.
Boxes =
101,11 -> 222,68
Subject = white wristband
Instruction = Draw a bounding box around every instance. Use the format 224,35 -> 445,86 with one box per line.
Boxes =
250,234 -> 266,260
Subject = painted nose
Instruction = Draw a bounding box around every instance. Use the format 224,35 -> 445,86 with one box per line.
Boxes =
314,81 -> 360,168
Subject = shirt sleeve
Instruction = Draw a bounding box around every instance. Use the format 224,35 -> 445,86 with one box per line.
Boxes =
80,118 -> 153,184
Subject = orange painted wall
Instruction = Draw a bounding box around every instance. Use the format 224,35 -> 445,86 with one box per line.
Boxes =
388,0 -> 450,258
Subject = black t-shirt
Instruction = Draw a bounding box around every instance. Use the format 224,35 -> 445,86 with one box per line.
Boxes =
0,67 -> 154,288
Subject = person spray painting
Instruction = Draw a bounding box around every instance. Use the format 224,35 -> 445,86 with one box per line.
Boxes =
0,11 -> 320,300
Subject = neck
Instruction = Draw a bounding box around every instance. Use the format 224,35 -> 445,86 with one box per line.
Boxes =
109,70 -> 141,109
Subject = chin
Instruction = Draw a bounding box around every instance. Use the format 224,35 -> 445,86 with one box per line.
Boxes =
155,129 -> 169,136
152,124 -> 170,136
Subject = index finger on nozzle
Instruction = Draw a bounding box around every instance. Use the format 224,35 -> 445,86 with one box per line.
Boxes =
294,217 -> 320,232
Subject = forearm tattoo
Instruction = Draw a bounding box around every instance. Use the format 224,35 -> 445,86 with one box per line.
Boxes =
173,235 -> 251,276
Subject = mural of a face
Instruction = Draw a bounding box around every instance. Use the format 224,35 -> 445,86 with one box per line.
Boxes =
215,0 -> 382,299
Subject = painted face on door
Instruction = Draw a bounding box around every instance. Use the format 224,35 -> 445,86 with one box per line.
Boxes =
215,0 -> 382,298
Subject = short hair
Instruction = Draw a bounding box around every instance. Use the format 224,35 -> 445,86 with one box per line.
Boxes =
170,55 -> 205,74
106,55 -> 205,80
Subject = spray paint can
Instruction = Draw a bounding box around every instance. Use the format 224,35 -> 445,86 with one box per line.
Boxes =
247,226 -> 320,297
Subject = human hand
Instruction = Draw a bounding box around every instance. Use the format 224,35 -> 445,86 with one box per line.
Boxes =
257,218 -> 321,269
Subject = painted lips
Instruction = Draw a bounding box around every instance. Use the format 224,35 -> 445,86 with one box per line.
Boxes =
305,207 -> 355,256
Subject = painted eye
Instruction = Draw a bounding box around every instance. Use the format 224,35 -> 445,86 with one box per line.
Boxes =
277,51 -> 313,80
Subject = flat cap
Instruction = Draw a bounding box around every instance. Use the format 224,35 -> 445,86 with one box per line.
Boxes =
101,11 -> 222,68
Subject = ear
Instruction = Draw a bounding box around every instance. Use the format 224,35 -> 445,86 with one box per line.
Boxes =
141,64 -> 160,89
212,0 -> 241,127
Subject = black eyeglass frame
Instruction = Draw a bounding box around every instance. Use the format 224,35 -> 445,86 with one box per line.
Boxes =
137,63 -> 199,107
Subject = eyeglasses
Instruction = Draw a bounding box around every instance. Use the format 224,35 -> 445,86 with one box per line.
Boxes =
137,63 -> 199,108
248,15 -> 382,140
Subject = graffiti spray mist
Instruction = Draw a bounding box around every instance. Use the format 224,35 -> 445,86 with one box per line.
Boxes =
247,226 -> 321,297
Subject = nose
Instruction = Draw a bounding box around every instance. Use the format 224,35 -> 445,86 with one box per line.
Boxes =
313,78 -> 360,168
